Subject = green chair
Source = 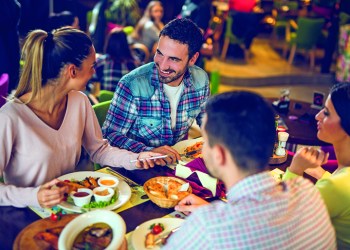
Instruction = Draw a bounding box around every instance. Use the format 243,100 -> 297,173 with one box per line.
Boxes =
92,100 -> 112,128
92,100 -> 112,169
283,17 -> 325,68
220,15 -> 248,61
272,1 -> 299,40
99,90 -> 114,102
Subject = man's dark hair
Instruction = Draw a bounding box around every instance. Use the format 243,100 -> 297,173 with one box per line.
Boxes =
205,91 -> 276,173
159,18 -> 203,59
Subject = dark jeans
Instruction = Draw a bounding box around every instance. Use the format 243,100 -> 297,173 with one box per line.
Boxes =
229,11 -> 260,49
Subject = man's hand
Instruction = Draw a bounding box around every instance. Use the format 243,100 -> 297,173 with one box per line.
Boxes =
174,194 -> 209,216
289,147 -> 329,176
151,146 -> 181,165
135,152 -> 166,169
37,179 -> 68,208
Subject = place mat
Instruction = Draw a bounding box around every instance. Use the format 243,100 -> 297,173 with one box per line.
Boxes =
29,168 -> 149,218
13,214 -> 78,250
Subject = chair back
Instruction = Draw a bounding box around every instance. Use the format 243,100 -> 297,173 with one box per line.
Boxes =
224,16 -> 236,41
92,100 -> 112,128
0,73 -> 9,108
274,0 -> 298,10
130,43 -> 150,65
295,17 -> 324,49
99,90 -> 114,102
224,16 -> 244,44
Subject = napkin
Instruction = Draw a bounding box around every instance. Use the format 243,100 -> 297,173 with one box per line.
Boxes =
167,158 -> 226,198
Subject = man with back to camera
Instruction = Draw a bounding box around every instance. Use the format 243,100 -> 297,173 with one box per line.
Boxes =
102,18 -> 210,166
162,91 -> 336,249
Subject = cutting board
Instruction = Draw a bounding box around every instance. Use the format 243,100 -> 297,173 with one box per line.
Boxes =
13,214 -> 78,250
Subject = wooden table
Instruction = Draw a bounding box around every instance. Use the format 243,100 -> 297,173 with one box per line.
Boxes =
0,166 -> 188,250
0,155 -> 295,250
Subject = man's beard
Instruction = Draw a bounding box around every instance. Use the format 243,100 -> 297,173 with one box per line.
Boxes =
156,63 -> 188,84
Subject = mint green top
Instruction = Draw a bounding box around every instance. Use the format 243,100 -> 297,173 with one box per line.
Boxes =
284,167 -> 350,248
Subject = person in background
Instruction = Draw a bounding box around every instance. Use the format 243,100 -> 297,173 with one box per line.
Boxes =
283,83 -> 350,248
103,18 -> 210,165
131,1 -> 164,53
228,0 -> 256,13
228,0 -> 259,50
0,0 -> 21,94
0,28 -> 163,208
179,0 -> 211,32
164,91 -> 336,249
90,28 -> 137,92
46,11 -> 80,31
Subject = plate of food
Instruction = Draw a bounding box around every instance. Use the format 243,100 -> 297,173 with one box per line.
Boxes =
131,217 -> 184,250
57,171 -> 131,213
172,137 -> 204,160
13,214 -> 78,250
58,210 -> 126,250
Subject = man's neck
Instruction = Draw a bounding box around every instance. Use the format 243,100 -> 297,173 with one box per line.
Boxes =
222,168 -> 252,191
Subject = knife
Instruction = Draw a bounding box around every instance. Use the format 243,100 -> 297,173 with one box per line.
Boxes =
179,149 -> 202,157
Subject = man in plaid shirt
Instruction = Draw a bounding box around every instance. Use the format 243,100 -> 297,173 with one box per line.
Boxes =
164,91 -> 336,249
102,18 -> 210,165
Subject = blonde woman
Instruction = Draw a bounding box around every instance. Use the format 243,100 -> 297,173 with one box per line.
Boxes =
0,28 -> 162,208
131,1 -> 164,53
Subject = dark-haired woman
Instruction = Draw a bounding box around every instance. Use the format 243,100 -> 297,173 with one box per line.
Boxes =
90,28 -> 136,91
0,28 -> 162,208
284,83 -> 350,248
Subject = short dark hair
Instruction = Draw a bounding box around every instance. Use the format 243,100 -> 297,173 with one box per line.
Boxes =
159,18 -> 203,59
204,91 -> 276,173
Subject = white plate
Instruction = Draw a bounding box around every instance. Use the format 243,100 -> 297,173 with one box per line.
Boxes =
58,210 -> 126,250
131,217 -> 184,250
172,137 -> 203,155
57,171 -> 131,213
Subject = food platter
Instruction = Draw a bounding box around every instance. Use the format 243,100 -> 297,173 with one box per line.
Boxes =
13,214 -> 78,250
57,171 -> 131,213
131,218 -> 184,250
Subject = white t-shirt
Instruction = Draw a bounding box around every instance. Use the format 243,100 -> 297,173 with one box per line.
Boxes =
163,82 -> 184,129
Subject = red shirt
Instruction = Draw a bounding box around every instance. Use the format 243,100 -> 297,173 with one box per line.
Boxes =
229,0 -> 256,12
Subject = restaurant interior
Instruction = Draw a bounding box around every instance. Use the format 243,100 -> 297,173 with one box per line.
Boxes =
1,0 -> 350,249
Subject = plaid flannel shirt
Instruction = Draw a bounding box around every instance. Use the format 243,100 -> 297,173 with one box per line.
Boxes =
102,62 -> 209,152
90,54 -> 136,91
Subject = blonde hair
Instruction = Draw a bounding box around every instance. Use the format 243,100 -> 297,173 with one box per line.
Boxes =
132,1 -> 163,40
15,27 -> 92,103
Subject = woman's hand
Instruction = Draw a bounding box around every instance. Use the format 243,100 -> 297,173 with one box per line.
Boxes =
37,179 -> 68,208
174,194 -> 209,216
289,147 -> 329,176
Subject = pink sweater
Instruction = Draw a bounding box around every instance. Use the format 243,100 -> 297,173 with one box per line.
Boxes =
0,91 -> 139,207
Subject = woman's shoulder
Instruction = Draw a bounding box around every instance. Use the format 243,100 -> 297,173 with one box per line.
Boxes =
68,91 -> 90,105
0,98 -> 28,126
317,168 -> 350,194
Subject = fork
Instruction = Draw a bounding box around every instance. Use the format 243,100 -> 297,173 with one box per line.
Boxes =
154,227 -> 181,245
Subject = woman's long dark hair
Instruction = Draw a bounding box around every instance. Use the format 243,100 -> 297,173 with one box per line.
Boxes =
104,28 -> 134,63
